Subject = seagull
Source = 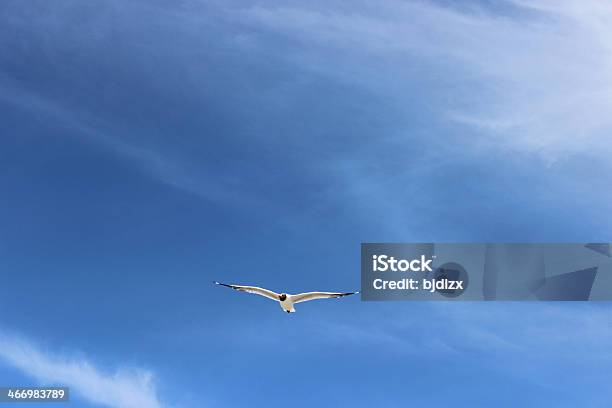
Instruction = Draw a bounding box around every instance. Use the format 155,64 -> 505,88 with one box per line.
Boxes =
214,281 -> 359,313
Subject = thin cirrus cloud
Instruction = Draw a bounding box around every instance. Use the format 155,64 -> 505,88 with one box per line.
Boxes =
0,332 -> 164,408
0,77 -> 251,208
3,0 -> 611,234
309,302 -> 612,391
238,0 -> 612,160
225,0 -> 612,237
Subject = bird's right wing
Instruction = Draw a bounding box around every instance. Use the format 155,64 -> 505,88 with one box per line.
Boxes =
213,281 -> 279,301
291,291 -> 359,304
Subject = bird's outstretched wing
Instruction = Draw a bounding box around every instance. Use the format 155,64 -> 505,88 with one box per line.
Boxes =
290,291 -> 359,304
213,281 -> 280,301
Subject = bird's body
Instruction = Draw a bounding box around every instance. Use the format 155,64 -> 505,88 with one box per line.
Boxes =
214,282 -> 358,313
279,297 -> 295,313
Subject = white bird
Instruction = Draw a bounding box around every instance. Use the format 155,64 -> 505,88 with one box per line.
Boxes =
214,281 -> 359,313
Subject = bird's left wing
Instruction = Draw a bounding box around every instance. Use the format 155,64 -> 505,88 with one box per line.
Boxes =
213,281 -> 279,301
290,291 -> 359,304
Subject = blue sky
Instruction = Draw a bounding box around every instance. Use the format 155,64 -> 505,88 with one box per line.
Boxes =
1,0 -> 611,407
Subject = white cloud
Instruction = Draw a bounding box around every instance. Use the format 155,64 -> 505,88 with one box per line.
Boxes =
239,0 -> 612,160
0,332 -> 164,408
3,0 -> 610,235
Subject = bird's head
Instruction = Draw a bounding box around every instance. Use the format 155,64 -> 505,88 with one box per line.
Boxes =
279,293 -> 287,301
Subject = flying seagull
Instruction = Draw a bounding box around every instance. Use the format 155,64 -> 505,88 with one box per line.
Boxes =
214,281 -> 359,313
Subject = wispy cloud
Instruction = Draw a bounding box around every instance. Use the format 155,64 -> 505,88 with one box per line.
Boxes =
2,0 -> 610,237
322,303 -> 612,363
0,332 -> 164,408
238,0 -> 612,160
0,75 -> 260,208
